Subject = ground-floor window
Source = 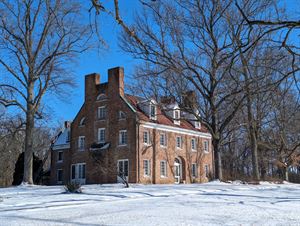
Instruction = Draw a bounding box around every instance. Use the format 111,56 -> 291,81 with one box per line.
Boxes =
57,169 -> 63,183
205,164 -> 210,177
192,163 -> 197,177
160,160 -> 167,177
118,159 -> 129,179
143,159 -> 150,177
71,163 -> 86,184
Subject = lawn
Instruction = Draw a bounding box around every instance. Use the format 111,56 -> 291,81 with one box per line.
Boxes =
0,181 -> 299,225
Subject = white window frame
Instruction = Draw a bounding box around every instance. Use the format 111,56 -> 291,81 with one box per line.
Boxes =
149,103 -> 157,120
78,136 -> 85,151
143,131 -> 150,145
204,140 -> 209,153
57,151 -> 63,163
160,133 -> 167,147
119,130 -> 127,146
98,128 -> 105,143
96,93 -> 107,101
97,106 -> 106,120
79,117 -> 85,127
117,159 -> 129,181
195,121 -> 201,129
160,160 -> 167,178
174,109 -> 180,125
71,163 -> 86,184
143,159 -> 151,177
57,169 -> 63,184
118,111 -> 126,120
192,163 -> 197,178
176,136 -> 182,149
191,138 -> 196,151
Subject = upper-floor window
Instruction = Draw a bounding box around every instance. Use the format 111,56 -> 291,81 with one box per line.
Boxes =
97,106 -> 107,120
96,93 -> 107,101
79,117 -> 86,126
176,136 -> 182,149
78,136 -> 85,150
143,131 -> 150,145
192,163 -> 197,177
118,111 -> 126,120
119,130 -> 127,146
160,133 -> 167,147
174,109 -> 180,125
204,140 -> 209,153
57,151 -> 63,163
143,159 -> 150,177
191,138 -> 196,151
98,128 -> 105,143
150,104 -> 156,120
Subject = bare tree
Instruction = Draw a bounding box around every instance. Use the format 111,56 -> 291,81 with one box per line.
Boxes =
0,0 -> 91,184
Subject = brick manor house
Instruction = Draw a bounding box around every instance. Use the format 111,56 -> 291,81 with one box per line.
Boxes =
50,67 -> 213,185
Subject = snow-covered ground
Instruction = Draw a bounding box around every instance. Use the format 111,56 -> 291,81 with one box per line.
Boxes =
0,181 -> 300,226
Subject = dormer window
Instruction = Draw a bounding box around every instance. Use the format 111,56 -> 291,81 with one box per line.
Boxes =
79,117 -> 86,126
174,109 -> 180,125
150,104 -> 156,120
195,121 -> 201,129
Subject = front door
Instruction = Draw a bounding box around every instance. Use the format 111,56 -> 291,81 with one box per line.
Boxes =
174,159 -> 181,184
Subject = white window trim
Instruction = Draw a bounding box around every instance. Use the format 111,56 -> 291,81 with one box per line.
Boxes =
149,103 -> 157,120
176,136 -> 182,149
174,109 -> 180,125
192,163 -> 197,178
98,128 -> 106,143
70,163 -> 86,184
143,131 -> 150,145
118,130 -> 128,146
79,117 -> 85,127
160,133 -> 167,148
191,138 -> 197,152
160,160 -> 167,178
143,159 -> 151,177
118,111 -> 126,120
57,151 -> 63,163
97,106 -> 106,120
78,136 -> 85,151
204,140 -> 209,153
117,159 -> 129,181
96,93 -> 107,101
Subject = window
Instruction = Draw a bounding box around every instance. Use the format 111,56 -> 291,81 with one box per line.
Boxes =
160,161 -> 167,177
79,117 -> 85,126
143,131 -> 150,145
160,133 -> 167,147
66,130 -> 70,143
150,104 -> 156,120
119,130 -> 127,145
192,163 -> 197,177
205,165 -> 210,177
98,128 -> 105,143
71,163 -> 86,183
176,136 -> 182,149
57,169 -> 63,183
78,136 -> 85,150
174,109 -> 180,125
118,159 -> 129,178
57,151 -> 63,163
143,160 -> 150,176
118,111 -> 126,120
97,106 -> 106,120
96,93 -> 107,101
204,140 -> 209,153
195,121 -> 201,129
191,138 -> 196,151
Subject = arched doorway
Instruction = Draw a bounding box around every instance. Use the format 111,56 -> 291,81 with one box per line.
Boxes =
174,158 -> 182,184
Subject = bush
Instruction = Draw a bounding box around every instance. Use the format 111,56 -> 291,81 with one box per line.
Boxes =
64,182 -> 82,193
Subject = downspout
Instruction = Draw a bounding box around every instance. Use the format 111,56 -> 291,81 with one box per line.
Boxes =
136,117 -> 140,183
152,129 -> 156,184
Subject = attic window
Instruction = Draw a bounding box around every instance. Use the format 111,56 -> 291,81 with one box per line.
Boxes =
150,104 -> 157,120
195,121 -> 201,129
118,111 -> 126,120
96,93 -> 107,101
174,109 -> 180,125
79,117 -> 86,126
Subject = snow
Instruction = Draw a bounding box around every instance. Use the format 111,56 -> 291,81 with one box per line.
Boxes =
1,182 -> 300,225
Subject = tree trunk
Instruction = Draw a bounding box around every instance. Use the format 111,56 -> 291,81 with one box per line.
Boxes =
23,83 -> 35,184
213,139 -> 223,181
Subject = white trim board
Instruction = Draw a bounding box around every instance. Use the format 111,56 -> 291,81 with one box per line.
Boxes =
141,122 -> 212,139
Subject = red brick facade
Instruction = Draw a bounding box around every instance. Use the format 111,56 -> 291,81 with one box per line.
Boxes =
50,67 -> 213,185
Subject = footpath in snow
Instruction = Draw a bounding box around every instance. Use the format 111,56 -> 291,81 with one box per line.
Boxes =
0,181 -> 300,226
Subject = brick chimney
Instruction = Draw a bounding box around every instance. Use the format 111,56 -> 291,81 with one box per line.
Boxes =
108,67 -> 124,98
85,73 -> 100,102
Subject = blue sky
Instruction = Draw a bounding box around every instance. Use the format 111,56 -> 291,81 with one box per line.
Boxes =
49,1 -> 141,124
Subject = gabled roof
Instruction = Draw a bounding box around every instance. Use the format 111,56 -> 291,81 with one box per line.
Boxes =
125,94 -> 209,133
